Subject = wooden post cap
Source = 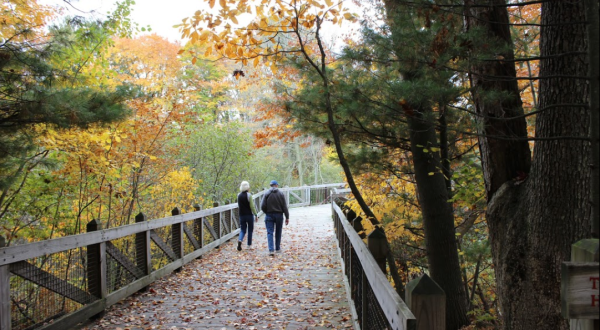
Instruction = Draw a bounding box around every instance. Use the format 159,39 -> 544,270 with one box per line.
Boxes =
406,274 -> 445,305
86,219 -> 102,231
135,212 -> 147,222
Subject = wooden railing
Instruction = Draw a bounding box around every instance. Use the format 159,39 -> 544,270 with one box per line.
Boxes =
0,183 -> 344,330
331,199 -> 417,330
331,188 -> 447,330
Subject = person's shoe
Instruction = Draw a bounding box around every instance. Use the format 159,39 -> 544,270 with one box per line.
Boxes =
247,245 -> 252,250
275,250 -> 282,254
237,241 -> 242,251
269,251 -> 275,257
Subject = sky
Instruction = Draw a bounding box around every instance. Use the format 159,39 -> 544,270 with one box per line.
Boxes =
41,0 -> 208,43
40,0 -> 353,46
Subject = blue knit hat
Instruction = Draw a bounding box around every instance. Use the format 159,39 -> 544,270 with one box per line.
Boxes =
270,180 -> 278,186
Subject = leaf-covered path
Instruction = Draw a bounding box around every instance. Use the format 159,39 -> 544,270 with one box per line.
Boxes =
78,205 -> 354,330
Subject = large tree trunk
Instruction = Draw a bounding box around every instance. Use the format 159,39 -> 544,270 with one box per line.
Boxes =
408,111 -> 469,330
468,1 -> 592,329
463,0 -> 532,199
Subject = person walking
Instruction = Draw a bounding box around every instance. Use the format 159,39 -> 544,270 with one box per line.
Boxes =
237,181 -> 258,251
260,180 -> 290,256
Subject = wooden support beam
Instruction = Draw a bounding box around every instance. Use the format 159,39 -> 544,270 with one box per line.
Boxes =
106,242 -> 145,279
0,236 -> 10,330
150,231 -> 177,261
135,213 -> 151,292
171,208 -> 184,273
214,202 -> 222,245
87,219 -> 106,302
10,260 -> 95,305
183,225 -> 201,250
203,218 -> 218,241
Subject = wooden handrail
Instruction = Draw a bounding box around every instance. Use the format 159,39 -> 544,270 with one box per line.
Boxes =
331,202 -> 416,330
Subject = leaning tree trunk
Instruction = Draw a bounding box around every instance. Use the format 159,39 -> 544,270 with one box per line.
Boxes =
468,0 -> 592,329
408,110 -> 469,330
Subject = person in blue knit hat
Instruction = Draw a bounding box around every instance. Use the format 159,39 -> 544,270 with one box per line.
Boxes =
260,180 -> 290,256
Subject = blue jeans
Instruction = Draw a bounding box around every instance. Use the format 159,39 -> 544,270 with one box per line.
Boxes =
264,213 -> 284,252
238,215 -> 255,245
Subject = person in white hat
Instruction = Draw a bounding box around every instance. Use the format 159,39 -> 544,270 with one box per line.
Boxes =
237,181 -> 258,251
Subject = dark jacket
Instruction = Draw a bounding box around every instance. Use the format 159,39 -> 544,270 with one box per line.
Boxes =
261,187 -> 289,219
237,191 -> 257,216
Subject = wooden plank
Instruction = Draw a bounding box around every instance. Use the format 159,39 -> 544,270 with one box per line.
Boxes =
333,202 -> 416,330
289,190 -> 305,203
0,264 -> 9,330
203,218 -> 218,241
561,262 -> 600,319
150,230 -> 177,261
106,241 -> 145,279
183,224 -> 201,250
9,261 -> 95,304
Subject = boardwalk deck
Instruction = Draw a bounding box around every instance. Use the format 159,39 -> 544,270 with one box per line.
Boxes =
78,205 -> 355,330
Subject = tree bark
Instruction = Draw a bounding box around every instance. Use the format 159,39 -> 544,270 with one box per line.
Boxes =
408,110 -> 469,330
468,1 -> 592,329
464,0 -> 532,199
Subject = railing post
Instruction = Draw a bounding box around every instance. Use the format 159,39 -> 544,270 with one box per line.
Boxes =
193,204 -> 204,255
0,236 -> 10,330
87,219 -> 106,318
213,202 -> 221,243
225,200 -> 232,233
135,212 -> 151,291
368,227 -> 388,275
171,207 -> 183,272
352,217 -> 363,235
406,274 -> 446,330
564,239 -> 599,330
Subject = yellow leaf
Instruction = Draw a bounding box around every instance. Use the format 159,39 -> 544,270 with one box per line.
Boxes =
177,49 -> 185,55
219,0 -> 226,8
230,15 -> 238,25
343,13 -> 353,20
209,0 -> 215,8
325,0 -> 333,6
253,57 -> 260,67
192,57 -> 197,64
428,172 -> 434,176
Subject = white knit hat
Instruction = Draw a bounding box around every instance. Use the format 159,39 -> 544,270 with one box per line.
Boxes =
240,181 -> 250,192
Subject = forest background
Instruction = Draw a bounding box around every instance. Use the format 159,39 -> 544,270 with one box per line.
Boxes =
1,0 -> 597,330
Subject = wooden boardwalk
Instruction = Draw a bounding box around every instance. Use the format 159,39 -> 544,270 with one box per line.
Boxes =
78,205 -> 355,330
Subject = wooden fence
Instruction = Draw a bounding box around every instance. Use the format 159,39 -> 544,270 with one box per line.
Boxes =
331,188 -> 446,330
0,183 -> 343,330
